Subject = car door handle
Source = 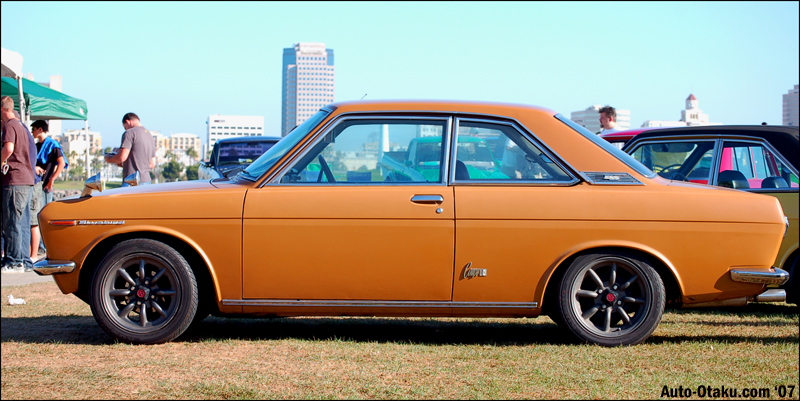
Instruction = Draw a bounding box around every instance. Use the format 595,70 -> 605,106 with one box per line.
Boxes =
411,195 -> 444,204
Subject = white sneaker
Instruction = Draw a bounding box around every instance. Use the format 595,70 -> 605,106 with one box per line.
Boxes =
5,264 -> 25,274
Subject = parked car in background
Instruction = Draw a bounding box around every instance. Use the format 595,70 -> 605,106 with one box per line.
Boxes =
35,101 -> 788,346
198,136 -> 282,179
620,125 -> 799,304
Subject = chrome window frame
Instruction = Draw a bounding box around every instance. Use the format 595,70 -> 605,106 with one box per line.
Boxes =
626,134 -> 799,192
448,117 -> 580,186
265,114 -> 453,186
716,138 -> 799,193
627,138 -> 720,183
557,114 -> 657,179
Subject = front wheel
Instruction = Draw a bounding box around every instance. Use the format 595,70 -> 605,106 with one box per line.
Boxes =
89,239 -> 198,344
556,252 -> 665,346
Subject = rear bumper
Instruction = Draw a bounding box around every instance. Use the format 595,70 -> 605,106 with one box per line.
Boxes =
33,259 -> 76,276
730,267 -> 789,285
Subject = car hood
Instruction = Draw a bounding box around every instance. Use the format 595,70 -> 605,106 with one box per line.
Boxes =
44,180 -> 248,221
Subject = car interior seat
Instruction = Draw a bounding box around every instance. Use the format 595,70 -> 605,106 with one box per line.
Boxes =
455,160 -> 470,180
760,176 -> 789,189
717,170 -> 750,189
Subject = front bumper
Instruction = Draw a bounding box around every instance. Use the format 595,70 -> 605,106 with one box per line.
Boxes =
33,259 -> 76,276
730,267 -> 789,285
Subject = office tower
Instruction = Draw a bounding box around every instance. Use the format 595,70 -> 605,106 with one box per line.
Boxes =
281,42 -> 335,136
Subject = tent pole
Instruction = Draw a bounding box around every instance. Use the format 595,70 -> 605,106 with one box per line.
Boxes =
16,76 -> 27,126
85,120 -> 90,179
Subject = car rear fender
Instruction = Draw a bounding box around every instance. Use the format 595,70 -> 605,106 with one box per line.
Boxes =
537,241 -> 684,312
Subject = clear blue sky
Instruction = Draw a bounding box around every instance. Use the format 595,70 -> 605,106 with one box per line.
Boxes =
2,1 -> 798,150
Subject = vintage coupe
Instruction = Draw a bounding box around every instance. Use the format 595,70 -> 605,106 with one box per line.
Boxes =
35,101 -> 789,346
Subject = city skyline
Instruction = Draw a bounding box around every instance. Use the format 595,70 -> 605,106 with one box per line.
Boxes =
1,1 -> 797,148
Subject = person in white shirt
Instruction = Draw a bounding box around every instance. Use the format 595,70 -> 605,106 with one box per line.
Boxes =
598,105 -> 624,135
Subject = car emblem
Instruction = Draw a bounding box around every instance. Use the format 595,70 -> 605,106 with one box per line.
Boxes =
606,293 -> 616,303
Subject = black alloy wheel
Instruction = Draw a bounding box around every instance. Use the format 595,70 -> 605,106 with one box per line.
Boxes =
89,239 -> 198,344
557,251 -> 665,346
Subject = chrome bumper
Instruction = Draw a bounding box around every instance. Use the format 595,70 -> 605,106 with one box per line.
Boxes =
730,267 -> 789,285
33,259 -> 76,276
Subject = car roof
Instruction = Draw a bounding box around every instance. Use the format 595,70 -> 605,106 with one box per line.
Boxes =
326,99 -> 557,117
599,127 -> 670,143
216,136 -> 282,144
624,125 -> 799,170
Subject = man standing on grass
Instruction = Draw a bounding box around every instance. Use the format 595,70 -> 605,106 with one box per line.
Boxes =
104,112 -> 155,186
1,96 -> 35,273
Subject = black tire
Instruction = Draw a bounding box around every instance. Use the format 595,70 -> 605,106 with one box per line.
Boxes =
556,251 -> 665,346
89,239 -> 198,344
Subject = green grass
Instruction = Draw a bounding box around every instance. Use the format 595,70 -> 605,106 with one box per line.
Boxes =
53,180 -> 122,190
2,282 -> 798,399
52,180 -> 85,190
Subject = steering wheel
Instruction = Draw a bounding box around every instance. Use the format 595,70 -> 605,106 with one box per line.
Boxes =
653,163 -> 682,173
317,155 -> 335,183
669,172 -> 688,181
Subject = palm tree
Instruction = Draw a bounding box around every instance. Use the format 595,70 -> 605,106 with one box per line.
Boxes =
185,147 -> 198,166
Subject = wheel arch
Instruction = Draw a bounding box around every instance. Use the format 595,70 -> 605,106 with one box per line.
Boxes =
539,243 -> 684,316
76,228 -> 220,315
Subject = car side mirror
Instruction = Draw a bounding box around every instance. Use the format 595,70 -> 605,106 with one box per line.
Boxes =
81,172 -> 105,197
123,171 -> 141,187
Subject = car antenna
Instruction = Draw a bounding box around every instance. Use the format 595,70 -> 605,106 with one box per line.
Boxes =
361,93 -> 367,100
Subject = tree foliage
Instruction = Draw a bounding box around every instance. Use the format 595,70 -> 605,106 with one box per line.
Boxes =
161,160 -> 183,181
185,164 -> 199,181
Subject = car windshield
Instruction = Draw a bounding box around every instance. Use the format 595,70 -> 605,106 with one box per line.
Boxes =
238,110 -> 331,181
556,115 -> 656,178
218,141 -> 278,165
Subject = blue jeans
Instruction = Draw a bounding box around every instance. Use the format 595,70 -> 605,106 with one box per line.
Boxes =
2,185 -> 32,268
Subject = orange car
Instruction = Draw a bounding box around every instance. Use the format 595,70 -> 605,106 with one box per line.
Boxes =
35,100 -> 789,346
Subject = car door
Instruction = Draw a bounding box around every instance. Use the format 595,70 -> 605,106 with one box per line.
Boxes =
242,116 -> 455,301
450,118 -> 578,304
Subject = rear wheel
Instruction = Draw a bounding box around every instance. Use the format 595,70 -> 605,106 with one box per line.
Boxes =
557,251 -> 665,346
89,239 -> 198,344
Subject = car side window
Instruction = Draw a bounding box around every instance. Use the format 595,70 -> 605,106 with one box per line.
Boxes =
718,141 -> 799,190
629,141 -> 715,183
454,120 -> 572,182
280,118 -> 449,184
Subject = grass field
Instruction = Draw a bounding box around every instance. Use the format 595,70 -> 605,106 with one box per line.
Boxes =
1,281 -> 798,399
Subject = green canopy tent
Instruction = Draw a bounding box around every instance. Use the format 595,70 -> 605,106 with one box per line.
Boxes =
1,76 -> 91,178
1,76 -> 88,120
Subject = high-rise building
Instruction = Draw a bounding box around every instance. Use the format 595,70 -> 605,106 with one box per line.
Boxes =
570,105 -> 631,134
206,114 -> 265,150
783,84 -> 799,126
281,42 -> 335,135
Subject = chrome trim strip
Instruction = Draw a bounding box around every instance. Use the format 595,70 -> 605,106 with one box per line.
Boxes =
578,172 -> 644,186
450,117 -> 581,186
32,259 -> 76,276
223,299 -> 538,308
730,267 -> 789,285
